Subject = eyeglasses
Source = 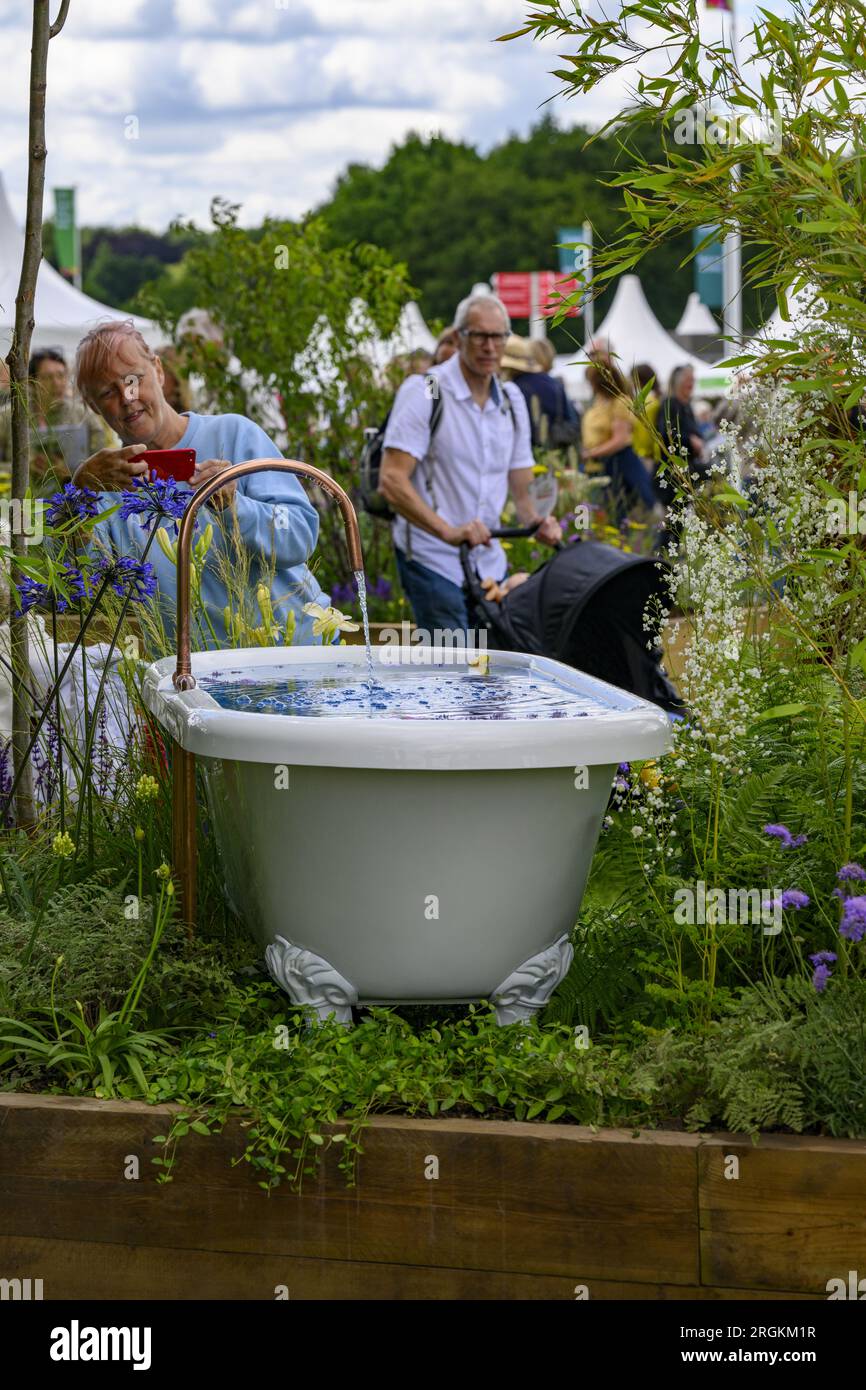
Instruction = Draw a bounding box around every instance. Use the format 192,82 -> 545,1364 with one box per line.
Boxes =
460,330 -> 508,345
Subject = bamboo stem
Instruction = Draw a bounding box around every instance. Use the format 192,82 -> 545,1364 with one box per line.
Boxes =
8,1 -> 65,826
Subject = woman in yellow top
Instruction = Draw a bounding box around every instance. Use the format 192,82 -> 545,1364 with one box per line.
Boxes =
630,363 -> 661,464
581,360 -> 658,518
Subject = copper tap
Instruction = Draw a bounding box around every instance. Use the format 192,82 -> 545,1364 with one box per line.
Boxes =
172,457 -> 364,692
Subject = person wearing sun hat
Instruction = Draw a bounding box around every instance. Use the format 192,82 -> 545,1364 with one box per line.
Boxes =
500,334 -> 581,448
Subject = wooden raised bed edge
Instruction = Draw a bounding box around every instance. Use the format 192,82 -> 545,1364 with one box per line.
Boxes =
1,1093 -> 864,1301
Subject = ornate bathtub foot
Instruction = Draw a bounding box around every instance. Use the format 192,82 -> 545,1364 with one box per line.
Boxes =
264,936 -> 358,1025
491,935 -> 574,1026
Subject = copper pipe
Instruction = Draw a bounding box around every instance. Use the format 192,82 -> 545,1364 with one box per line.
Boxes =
172,742 -> 197,939
169,457 -> 365,931
173,458 -> 364,692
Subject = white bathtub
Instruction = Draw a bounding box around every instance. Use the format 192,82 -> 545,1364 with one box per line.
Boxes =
143,645 -> 672,1023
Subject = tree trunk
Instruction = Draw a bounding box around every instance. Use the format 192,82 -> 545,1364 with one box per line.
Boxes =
7,0 -> 70,827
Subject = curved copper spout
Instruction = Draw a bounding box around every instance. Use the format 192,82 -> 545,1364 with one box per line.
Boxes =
171,457 -> 364,691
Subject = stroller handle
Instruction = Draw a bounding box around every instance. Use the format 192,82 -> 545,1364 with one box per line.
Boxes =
457,521 -> 565,593
458,523 -> 540,588
489,524 -> 541,539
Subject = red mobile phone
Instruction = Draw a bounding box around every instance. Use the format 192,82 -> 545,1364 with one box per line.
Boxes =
139,449 -> 196,482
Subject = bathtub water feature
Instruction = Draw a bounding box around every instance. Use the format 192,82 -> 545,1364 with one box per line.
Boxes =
145,644 -> 672,1025
199,662 -> 615,721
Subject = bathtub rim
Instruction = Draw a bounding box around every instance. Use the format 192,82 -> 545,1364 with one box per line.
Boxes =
142,644 -> 673,771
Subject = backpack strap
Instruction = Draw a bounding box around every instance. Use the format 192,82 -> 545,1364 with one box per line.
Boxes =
419,374 -> 444,508
500,380 -> 516,427
407,374 -> 445,559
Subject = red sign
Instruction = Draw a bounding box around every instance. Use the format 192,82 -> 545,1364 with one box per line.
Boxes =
540,272 -> 582,319
492,272 -> 532,318
493,271 -> 582,319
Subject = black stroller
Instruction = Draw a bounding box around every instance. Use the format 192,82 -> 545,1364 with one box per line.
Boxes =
460,526 -> 683,714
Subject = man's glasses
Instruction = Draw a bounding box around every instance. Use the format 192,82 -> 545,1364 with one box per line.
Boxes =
460,330 -> 508,345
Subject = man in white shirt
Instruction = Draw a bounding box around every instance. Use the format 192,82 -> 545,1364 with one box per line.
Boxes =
379,294 -> 562,634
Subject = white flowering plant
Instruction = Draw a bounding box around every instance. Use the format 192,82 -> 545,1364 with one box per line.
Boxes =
506,0 -> 866,1028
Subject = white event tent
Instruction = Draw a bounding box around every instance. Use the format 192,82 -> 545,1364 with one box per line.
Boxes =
0,173 -> 159,362
742,283 -> 825,352
553,275 -> 732,404
675,292 -> 720,337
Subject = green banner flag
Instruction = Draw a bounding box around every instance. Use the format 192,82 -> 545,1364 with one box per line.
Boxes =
693,224 -> 724,310
53,187 -> 79,285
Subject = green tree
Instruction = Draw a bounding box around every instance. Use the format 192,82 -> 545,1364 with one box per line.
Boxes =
138,199 -> 415,596
315,116 -> 766,340
83,240 -> 167,310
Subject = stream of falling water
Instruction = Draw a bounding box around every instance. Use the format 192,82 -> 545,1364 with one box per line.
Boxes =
353,569 -> 375,687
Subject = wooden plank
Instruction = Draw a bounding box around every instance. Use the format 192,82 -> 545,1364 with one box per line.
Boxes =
698,1134 -> 866,1295
0,1097 -> 699,1218
0,1101 -> 700,1285
0,1174 -> 696,1285
4,1097 -> 860,1297
0,1237 -> 821,1301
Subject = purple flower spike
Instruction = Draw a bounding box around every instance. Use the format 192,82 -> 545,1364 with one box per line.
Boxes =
840,896 -> 866,943
764,823 -> 793,845
838,862 -> 866,882
763,823 -> 807,849
809,950 -> 837,993
780,889 -> 810,910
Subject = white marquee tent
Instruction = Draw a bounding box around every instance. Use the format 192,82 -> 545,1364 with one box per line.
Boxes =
675,292 -> 720,337
0,173 -> 159,362
742,283 -> 825,352
553,275 -> 732,403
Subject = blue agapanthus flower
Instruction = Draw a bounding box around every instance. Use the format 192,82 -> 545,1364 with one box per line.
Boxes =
56,563 -> 90,609
92,554 -> 157,603
15,576 -> 49,615
119,475 -> 189,533
44,483 -> 100,528
15,563 -> 90,616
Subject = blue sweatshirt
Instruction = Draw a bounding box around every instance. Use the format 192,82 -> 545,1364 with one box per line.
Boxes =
92,412 -> 330,649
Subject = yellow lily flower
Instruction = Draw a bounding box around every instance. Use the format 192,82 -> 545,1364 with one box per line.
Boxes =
303,602 -> 360,640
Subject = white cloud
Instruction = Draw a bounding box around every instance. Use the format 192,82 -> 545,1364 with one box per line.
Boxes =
0,0 -> 765,237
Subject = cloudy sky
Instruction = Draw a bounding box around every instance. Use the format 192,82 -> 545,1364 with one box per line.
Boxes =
0,0 -> 758,232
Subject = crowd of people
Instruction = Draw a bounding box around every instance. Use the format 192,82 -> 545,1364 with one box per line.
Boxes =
0,297 -> 724,663
377,298 -> 726,631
